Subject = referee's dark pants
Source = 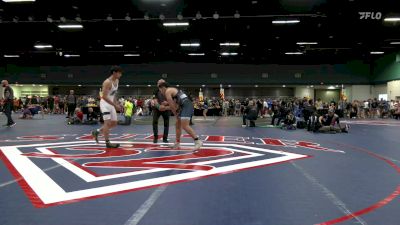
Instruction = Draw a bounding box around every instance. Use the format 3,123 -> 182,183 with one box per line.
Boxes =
4,102 -> 15,125
152,109 -> 170,142
67,103 -> 76,117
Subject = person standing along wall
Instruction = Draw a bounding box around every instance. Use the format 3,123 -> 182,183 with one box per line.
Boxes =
1,80 -> 16,127
66,90 -> 77,118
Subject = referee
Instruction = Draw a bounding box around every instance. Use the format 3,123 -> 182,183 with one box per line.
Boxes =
1,80 -> 16,127
152,79 -> 170,143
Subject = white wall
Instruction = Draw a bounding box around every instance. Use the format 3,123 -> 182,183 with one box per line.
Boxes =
372,84 -> 387,99
12,85 -> 49,98
387,80 -> 400,100
350,85 -> 372,101
295,87 -> 314,99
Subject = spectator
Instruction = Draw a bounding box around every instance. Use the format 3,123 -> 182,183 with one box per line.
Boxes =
202,102 -> 208,120
235,100 -> 241,116
242,100 -> 258,127
66,90 -> 77,118
120,99 -> 133,125
276,101 -> 288,126
59,96 -> 65,114
68,108 -> 83,125
393,103 -> 400,120
1,80 -> 16,127
282,111 -> 297,130
223,99 -> 229,117
20,105 -> 33,119
85,107 -> 99,125
270,100 -> 280,125
317,109 -> 349,133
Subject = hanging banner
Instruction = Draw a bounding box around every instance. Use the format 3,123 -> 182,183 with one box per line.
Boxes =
199,88 -> 204,102
220,87 -> 225,100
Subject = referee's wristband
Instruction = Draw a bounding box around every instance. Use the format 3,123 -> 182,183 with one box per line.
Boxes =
155,103 -> 161,110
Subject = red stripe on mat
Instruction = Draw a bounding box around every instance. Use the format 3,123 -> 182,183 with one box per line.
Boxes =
317,142 -> 400,225
0,149 -> 46,208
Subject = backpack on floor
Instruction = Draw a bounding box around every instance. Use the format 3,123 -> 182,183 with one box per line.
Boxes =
297,121 -> 307,129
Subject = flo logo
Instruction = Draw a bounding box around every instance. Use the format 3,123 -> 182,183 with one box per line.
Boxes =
0,138 -> 311,207
359,12 -> 382,20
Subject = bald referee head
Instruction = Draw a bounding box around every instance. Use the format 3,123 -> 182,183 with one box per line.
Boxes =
157,79 -> 166,87
1,80 -> 8,86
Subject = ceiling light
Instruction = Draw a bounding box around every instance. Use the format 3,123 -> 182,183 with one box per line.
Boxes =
104,44 -> 123,47
176,84 -> 180,87
282,85 -> 286,87
234,11 -> 240,19
285,52 -> 303,55
310,85 -> 314,88
28,16 -> 34,21
126,85 -> 130,87
228,85 -> 232,87
124,54 -> 140,57
370,51 -> 384,54
272,20 -> 300,24
213,12 -> 219,19
221,52 -> 238,56
163,22 -> 189,27
64,54 -> 80,58
384,17 -> 400,22
147,85 -> 151,87
78,84 -> 82,87
177,13 -> 183,20
46,16 -> 53,23
390,42 -> 400,45
180,43 -> 200,47
296,42 -> 318,45
220,42 -> 240,46
328,86 -> 335,89
4,54 -> 20,58
144,13 -> 150,20
106,14 -> 112,21
188,53 -> 205,56
159,14 -> 165,20
75,15 -> 82,22
125,13 -> 131,21
34,44 -> 53,49
2,0 -> 35,2
196,11 -> 202,19
58,24 -> 83,29
255,85 -> 258,88
202,84 -> 206,87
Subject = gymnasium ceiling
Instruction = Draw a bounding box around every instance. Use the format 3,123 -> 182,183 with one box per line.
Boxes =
0,0 -> 400,65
